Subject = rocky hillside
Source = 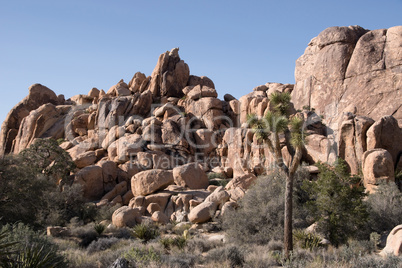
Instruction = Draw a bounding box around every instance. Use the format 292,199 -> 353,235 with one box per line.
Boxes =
0,26 -> 401,226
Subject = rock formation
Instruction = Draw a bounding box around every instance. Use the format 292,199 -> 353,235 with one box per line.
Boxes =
292,26 -> 402,130
1,25 -> 401,227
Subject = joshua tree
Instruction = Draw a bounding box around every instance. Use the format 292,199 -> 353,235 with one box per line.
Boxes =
248,92 -> 305,259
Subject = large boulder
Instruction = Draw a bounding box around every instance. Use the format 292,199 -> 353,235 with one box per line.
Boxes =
291,26 -> 402,133
128,72 -> 147,93
204,186 -> 230,206
173,162 -> 209,189
101,181 -> 128,202
107,134 -> 144,163
73,151 -> 97,168
112,206 -> 141,228
225,173 -> 257,191
0,84 -> 59,155
380,225 -> 402,257
74,165 -> 104,200
366,115 -> 402,166
107,79 -> 131,97
131,169 -> 174,196
188,201 -> 217,223
362,149 -> 395,193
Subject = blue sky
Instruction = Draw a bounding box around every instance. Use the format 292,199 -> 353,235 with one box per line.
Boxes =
1,0 -> 401,123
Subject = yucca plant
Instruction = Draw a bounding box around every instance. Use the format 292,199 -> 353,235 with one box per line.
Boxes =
133,223 -> 160,243
293,229 -> 322,250
4,243 -> 67,268
0,229 -> 18,266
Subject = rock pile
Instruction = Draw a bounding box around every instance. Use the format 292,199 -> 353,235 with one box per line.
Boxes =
0,25 -> 401,227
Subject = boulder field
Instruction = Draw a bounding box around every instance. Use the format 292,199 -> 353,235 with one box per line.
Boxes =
0,26 -> 401,227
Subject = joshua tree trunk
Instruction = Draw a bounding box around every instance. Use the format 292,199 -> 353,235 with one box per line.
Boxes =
284,171 -> 294,259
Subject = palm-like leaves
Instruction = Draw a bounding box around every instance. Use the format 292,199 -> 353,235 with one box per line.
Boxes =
270,92 -> 291,116
0,229 -> 18,265
289,116 -> 305,149
248,112 -> 288,142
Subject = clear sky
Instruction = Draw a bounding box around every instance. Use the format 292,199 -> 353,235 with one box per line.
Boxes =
1,0 -> 401,123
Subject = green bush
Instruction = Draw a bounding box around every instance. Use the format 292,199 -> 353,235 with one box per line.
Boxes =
69,224 -> 99,248
293,229 -> 322,250
302,159 -> 368,246
124,246 -> 161,267
159,235 -> 187,251
0,223 -> 66,267
94,223 -> 106,235
0,139 -> 88,227
87,237 -> 119,254
365,181 -> 402,233
223,169 -> 308,245
133,223 -> 160,243
205,245 -> 244,268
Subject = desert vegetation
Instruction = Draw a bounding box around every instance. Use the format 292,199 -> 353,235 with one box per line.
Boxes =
0,25 -> 401,267
0,140 -> 401,267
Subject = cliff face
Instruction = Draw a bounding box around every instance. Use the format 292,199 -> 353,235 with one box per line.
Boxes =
291,25 -> 402,130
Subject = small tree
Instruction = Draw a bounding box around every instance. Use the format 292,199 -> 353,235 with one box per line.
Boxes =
248,92 -> 305,258
20,138 -> 75,184
302,159 -> 368,246
0,139 -> 87,227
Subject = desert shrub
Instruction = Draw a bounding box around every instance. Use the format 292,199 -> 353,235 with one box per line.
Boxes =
160,253 -> 196,268
302,159 -> 368,246
133,223 -> 160,243
0,139 -> 89,227
293,229 -> 322,250
124,246 -> 161,267
208,172 -> 229,187
0,155 -> 50,225
184,237 -> 221,254
223,169 -> 308,245
242,244 -> 279,268
208,172 -> 226,180
205,245 -> 244,268
172,223 -> 191,236
87,237 -> 119,254
95,203 -> 121,222
159,235 -> 187,251
365,181 -> 402,233
267,240 -> 283,251
69,224 -> 99,248
94,223 -> 106,235
349,254 -> 402,268
0,223 -> 66,267
20,138 -> 75,181
0,228 -> 18,266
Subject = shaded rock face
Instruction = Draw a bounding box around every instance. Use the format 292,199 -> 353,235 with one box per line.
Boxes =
292,25 -> 402,130
0,84 -> 59,155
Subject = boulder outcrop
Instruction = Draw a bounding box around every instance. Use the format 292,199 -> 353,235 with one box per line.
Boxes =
0,84 -> 60,155
292,26 -> 402,131
1,25 -> 401,228
362,149 -> 395,193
